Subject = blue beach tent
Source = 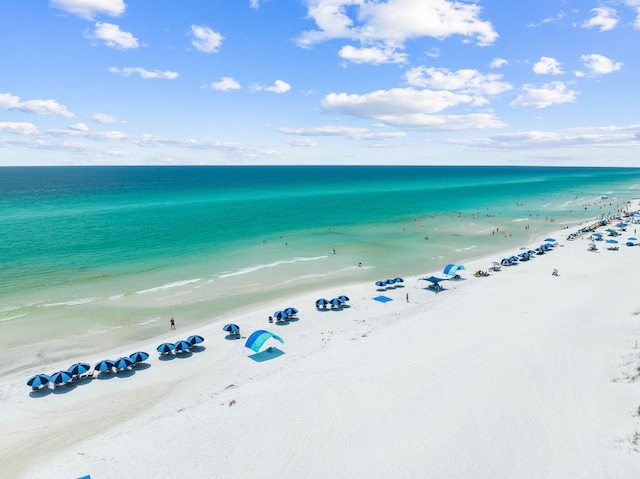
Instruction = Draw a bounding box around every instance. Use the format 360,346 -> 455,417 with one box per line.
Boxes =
245,330 -> 284,353
443,264 -> 465,276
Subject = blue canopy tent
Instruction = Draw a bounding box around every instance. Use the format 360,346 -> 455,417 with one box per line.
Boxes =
420,276 -> 449,291
245,330 -> 284,353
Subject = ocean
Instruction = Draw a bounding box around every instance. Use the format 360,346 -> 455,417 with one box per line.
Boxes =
1,166 -> 639,376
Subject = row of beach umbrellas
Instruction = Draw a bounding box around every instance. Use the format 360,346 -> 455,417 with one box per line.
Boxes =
273,307 -> 299,321
315,296 -> 349,308
375,277 -> 404,288
501,239 -> 556,266
157,335 -> 204,354
27,351 -> 151,389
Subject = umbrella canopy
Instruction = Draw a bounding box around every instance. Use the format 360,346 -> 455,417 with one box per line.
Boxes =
50,370 -> 72,385
223,324 -> 240,333
315,298 -> 329,307
393,277 -> 404,283
114,357 -> 133,370
129,351 -> 150,363
375,280 -> 386,287
283,307 -> 298,316
273,311 -> 289,320
188,334 -> 205,345
245,330 -> 284,353
174,340 -> 192,351
629,237 -> 638,241
95,360 -> 115,372
606,239 -> 619,244
420,276 -> 448,284
384,278 -> 396,285
544,238 -> 556,242
67,362 -> 91,376
336,295 -> 350,302
329,298 -> 343,306
27,373 -> 50,388
443,264 -> 465,276
157,342 -> 175,354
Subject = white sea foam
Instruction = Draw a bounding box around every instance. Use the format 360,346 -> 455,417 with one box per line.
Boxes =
455,245 -> 476,252
513,218 -> 529,222
136,278 -> 201,295
0,313 -> 28,322
218,256 -> 326,278
0,306 -> 18,313
136,318 -> 159,326
42,297 -> 98,307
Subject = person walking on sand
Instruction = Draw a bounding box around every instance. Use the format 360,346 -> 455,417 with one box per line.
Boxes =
170,317 -> 175,330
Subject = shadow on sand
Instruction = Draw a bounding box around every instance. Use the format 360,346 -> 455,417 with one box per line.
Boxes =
248,347 -> 285,362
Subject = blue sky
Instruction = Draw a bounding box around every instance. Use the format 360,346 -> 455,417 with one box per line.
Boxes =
1,0 -> 639,166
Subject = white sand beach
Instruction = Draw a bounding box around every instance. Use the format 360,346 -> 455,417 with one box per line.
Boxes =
3,201 -> 640,479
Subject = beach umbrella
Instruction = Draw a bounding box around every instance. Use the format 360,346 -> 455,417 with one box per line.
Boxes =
606,239 -> 618,244
336,295 -> 350,302
375,281 -> 386,287
27,373 -> 50,389
174,340 -> 192,352
329,298 -> 343,307
95,359 -> 115,372
49,370 -> 72,386
129,351 -> 150,363
273,311 -> 289,320
188,334 -> 205,345
283,307 -> 298,316
67,362 -> 91,376
223,324 -> 240,333
544,238 -> 556,242
157,343 -> 175,354
629,237 -> 638,241
114,357 -> 133,370
315,298 -> 329,307
384,278 -> 396,285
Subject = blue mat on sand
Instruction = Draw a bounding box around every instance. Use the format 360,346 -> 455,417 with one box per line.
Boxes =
373,295 -> 392,303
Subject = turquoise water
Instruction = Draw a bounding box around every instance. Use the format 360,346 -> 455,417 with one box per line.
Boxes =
1,166 -> 639,375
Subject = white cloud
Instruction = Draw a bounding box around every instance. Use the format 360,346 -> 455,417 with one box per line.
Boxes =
0,122 -> 40,135
86,22 -> 139,49
0,93 -> 74,117
109,67 -> 179,79
253,80 -> 291,93
208,77 -> 241,91
190,25 -> 224,53
297,0 -> 497,64
92,112 -> 125,124
490,58 -> 508,69
69,122 -> 89,131
510,81 -> 578,108
580,53 -> 623,75
279,125 -> 406,140
249,0 -> 260,8
320,87 -> 505,130
50,0 -> 126,20
533,56 -> 564,75
582,7 -> 618,31
284,138 -> 318,147
338,45 -> 407,64
404,67 -> 512,96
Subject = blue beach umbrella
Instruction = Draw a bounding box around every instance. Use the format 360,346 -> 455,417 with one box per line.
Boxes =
544,238 -> 556,242
606,239 -> 618,244
27,373 -> 50,389
157,343 -> 175,354
273,311 -> 289,320
384,278 -> 396,286
393,277 -> 404,283
95,359 -> 115,372
188,334 -> 205,345
337,295 -> 350,302
67,362 -> 91,376
629,237 -> 638,241
315,298 -> 329,307
223,324 -> 240,333
174,340 -> 192,352
50,370 -> 72,386
129,351 -> 150,363
114,357 -> 133,370
329,298 -> 343,307
283,307 -> 298,316
375,281 -> 386,287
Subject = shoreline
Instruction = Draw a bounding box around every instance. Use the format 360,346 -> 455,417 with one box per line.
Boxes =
3,199 -> 640,477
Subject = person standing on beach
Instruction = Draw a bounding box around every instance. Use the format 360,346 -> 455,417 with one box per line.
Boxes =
170,317 -> 175,330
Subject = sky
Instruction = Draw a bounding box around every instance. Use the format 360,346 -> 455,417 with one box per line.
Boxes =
1,0 -> 639,167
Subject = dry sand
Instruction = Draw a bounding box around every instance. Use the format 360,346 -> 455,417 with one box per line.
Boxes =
2,202 -> 640,479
